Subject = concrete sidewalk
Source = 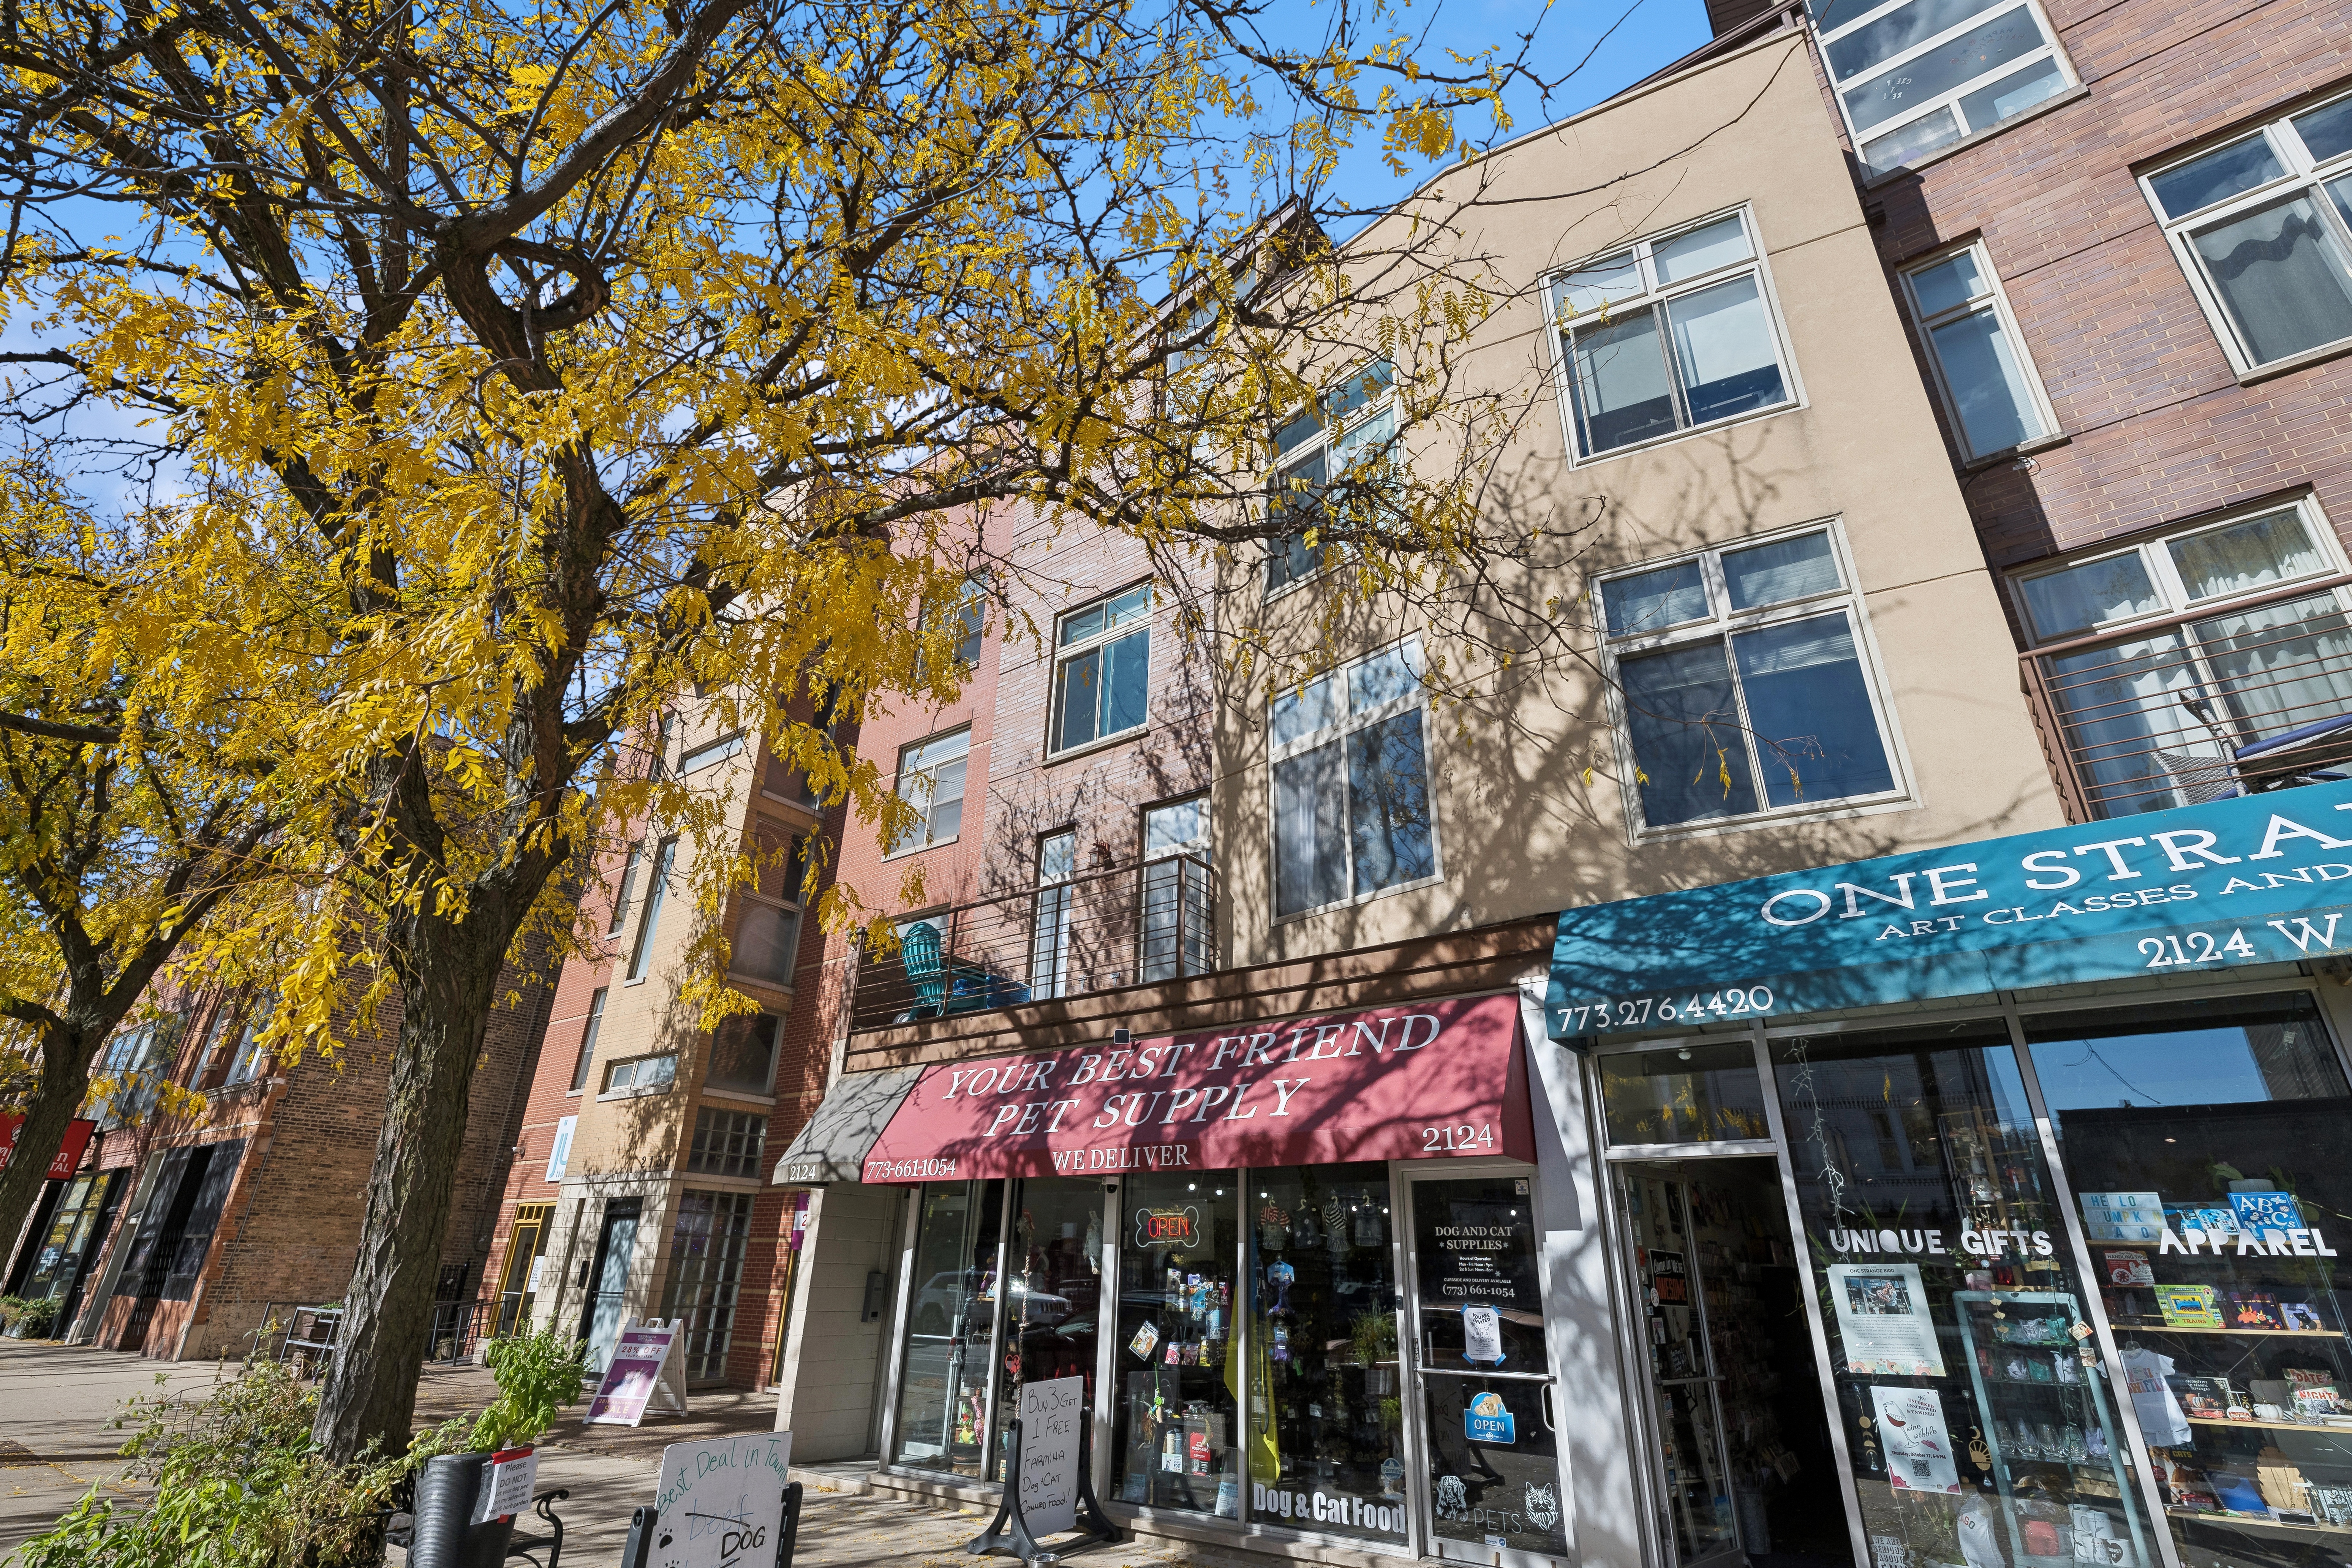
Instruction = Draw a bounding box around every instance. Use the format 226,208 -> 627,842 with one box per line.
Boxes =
1,1341 -> 1187,1566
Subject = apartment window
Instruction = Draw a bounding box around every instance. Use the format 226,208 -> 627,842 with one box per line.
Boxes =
890,729 -> 969,852
707,1015 -> 781,1095
1266,362 -> 1395,594
569,988 -> 608,1093
1899,242 -> 2056,460
729,896 -> 800,988
686,1106 -> 770,1178
1600,527 -> 1900,831
1550,210 -> 1795,461
602,1053 -> 676,1095
918,578 -> 986,679
679,733 -> 744,775
1029,829 -> 1076,1001
1808,0 -> 2074,176
1142,796 -> 1213,981
607,844 -> 643,936
222,994 -> 275,1086
625,837 -> 677,983
2013,499 -> 2352,818
2142,96 -> 2352,373
95,1019 -> 176,1126
1050,585 -> 1151,752
1270,639 -> 1437,917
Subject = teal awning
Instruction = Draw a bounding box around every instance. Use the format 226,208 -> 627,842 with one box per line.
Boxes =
1547,781 -> 2352,1040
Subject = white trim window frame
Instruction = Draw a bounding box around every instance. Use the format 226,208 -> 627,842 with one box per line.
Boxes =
1596,523 -> 1908,835
1267,636 -> 1442,920
887,727 -> 971,855
1265,361 -> 1397,597
1048,584 -> 1152,754
1809,0 -> 2077,178
2139,94 -> 2352,377
1546,207 -> 1801,465
1898,239 -> 2059,462
602,1052 -> 677,1097
2007,496 -> 2352,819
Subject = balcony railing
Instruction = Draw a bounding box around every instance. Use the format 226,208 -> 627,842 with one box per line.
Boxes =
2029,586 -> 2352,819
848,854 -> 1216,1033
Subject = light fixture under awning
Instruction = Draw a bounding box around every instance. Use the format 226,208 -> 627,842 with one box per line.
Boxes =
771,1064 -> 923,1186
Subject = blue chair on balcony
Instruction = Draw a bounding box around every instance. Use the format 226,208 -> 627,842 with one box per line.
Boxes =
901,921 -> 949,1018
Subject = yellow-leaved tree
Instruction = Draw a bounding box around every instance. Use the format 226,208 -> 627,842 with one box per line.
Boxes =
1,0 -> 1541,1459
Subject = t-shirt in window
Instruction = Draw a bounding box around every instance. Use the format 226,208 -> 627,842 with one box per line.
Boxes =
2121,1346 -> 2190,1445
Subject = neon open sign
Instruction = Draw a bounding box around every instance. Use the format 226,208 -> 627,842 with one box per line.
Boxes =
1134,1206 -> 1201,1249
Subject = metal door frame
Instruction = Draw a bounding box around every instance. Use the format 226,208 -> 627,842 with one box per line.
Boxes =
1396,1155 -> 1567,1568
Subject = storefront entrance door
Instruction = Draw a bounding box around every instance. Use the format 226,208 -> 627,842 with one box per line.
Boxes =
1612,1157 -> 1849,1568
1403,1167 -> 1574,1566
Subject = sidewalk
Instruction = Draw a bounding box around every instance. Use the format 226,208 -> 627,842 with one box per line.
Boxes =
2,1342 -> 1188,1566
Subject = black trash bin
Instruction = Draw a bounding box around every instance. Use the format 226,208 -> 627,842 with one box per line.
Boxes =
409,1452 -> 518,1568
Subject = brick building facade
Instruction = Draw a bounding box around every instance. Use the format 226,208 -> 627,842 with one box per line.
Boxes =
6,943 -> 550,1363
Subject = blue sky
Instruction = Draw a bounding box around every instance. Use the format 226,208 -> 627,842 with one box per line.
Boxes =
1271,0 -> 1717,220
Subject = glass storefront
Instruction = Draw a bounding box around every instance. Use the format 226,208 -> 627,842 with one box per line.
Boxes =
1249,1163 -> 1406,1545
891,1177 -> 1003,1476
1774,1021 -> 2159,1568
1112,1171 -> 1240,1516
2022,993 -> 2352,1568
993,1177 -> 1105,1482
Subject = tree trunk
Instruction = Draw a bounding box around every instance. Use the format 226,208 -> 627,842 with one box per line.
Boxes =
0,1024 -> 98,1284
311,923 -> 509,1462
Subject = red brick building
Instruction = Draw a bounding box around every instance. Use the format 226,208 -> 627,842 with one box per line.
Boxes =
1732,0 -> 2352,819
6,948 -> 549,1362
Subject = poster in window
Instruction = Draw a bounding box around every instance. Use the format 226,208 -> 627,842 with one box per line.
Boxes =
1870,1385 -> 1961,1494
1826,1263 -> 1946,1377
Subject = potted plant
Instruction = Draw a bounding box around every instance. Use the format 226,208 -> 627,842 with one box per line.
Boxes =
409,1328 -> 589,1568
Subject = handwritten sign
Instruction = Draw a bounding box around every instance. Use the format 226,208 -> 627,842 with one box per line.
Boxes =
1015,1376 -> 1085,1537
653,1433 -> 794,1568
472,1448 -> 539,1524
586,1320 -> 689,1426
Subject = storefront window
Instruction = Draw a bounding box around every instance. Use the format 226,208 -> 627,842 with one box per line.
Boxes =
1112,1171 -> 1239,1516
1775,1022 -> 2158,1568
1246,1163 -> 1407,1543
1601,1042 -> 1772,1143
2023,992 -> 2352,1568
1409,1173 -> 1574,1559
992,1177 -> 1104,1483
892,1178 -> 1004,1476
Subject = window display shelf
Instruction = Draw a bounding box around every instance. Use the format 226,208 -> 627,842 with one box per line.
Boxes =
2184,1416 -> 2352,1433
2165,1509 -> 2352,1538
2113,1324 -> 2340,1339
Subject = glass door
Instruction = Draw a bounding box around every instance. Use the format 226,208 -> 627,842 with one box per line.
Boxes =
1404,1166 -> 1573,1565
1614,1164 -> 1743,1568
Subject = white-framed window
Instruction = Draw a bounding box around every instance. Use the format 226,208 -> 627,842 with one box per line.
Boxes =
625,836 -> 677,983
917,577 -> 986,680
2011,497 -> 2352,819
1141,795 -> 1213,980
222,993 -> 275,1086
890,729 -> 970,852
569,987 -> 608,1093
1050,585 -> 1151,752
606,844 -> 642,936
679,733 -> 744,775
1809,0 -> 2076,177
1548,209 -> 1797,462
602,1053 -> 676,1095
1029,829 -> 1076,1001
1269,638 -> 1438,917
1266,362 -> 1396,595
1598,525 -> 1902,831
2140,95 -> 2352,375
1898,241 -> 2057,461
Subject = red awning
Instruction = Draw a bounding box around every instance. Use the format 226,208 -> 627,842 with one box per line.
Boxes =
858,992 -> 1533,1183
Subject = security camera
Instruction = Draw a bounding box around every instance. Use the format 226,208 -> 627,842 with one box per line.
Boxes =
1111,1027 -> 1132,1045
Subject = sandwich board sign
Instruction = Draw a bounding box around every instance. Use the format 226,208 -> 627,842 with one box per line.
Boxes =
585,1318 -> 689,1426
1015,1376 -> 1084,1536
651,1432 -> 793,1568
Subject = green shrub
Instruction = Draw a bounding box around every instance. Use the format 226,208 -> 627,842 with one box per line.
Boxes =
16,1295 -> 62,1336
469,1328 -> 591,1452
13,1359 -> 463,1568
